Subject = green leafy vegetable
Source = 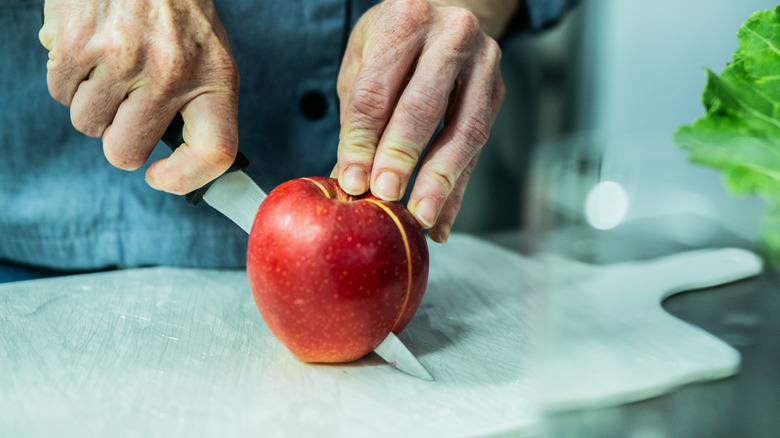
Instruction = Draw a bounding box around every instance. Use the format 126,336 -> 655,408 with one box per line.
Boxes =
674,6 -> 780,264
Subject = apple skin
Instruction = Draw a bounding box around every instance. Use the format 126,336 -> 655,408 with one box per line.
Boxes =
246,176 -> 429,363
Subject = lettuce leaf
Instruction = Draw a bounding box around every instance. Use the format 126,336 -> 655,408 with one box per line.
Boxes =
674,6 -> 780,263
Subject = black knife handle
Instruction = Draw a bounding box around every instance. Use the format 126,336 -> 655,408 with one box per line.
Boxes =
160,113 -> 250,206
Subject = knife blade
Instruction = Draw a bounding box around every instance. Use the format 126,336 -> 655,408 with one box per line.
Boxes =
200,169 -> 266,233
160,113 -> 432,380
374,332 -> 434,381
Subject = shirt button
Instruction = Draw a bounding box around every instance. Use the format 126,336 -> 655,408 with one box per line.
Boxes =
299,91 -> 328,120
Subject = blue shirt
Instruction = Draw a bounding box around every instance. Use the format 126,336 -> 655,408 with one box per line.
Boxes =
0,0 -> 574,272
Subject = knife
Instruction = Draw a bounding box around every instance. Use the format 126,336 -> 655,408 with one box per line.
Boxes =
161,113 -> 433,381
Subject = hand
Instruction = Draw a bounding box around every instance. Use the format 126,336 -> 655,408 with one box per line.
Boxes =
38,0 -> 240,194
334,0 -> 506,243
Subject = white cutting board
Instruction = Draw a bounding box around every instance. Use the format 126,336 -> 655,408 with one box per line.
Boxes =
540,247 -> 763,411
0,234 -> 541,438
0,234 -> 763,437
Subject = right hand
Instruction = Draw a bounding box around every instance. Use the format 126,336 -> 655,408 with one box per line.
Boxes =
39,0 -> 240,195
334,0 -> 505,243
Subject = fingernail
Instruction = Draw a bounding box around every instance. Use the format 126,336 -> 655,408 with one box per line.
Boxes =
415,197 -> 439,228
438,223 -> 451,244
342,165 -> 368,194
374,171 -> 401,201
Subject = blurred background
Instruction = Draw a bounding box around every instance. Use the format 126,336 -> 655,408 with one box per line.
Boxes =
461,5 -> 780,436
456,0 -> 775,246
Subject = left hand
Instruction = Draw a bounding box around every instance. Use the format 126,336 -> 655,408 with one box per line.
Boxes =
334,0 -> 505,243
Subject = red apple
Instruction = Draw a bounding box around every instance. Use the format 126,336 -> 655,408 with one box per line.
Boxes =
246,176 -> 429,363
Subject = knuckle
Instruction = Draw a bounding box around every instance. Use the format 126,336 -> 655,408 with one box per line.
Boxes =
426,166 -> 459,196
350,79 -> 394,124
453,8 -> 480,35
105,39 -> 143,78
201,141 -> 236,172
385,0 -> 430,27
458,114 -> 491,152
433,9 -> 482,60
57,28 -> 80,57
401,85 -> 447,126
483,38 -> 503,69
340,132 -> 378,156
446,7 -> 481,40
208,48 -> 241,86
60,42 -> 93,72
47,77 -> 71,106
382,142 -> 421,168
103,145 -> 144,171
150,47 -> 188,94
65,51 -> 92,76
71,112 -> 104,138
338,133 -> 379,170
69,115 -> 89,135
39,29 -> 56,52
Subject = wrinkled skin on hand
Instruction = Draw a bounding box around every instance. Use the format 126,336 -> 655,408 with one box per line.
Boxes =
335,0 -> 506,243
39,0 -> 239,194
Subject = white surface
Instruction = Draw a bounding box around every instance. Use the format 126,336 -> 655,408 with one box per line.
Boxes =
541,247 -> 763,412
0,234 -> 542,438
0,234 -> 763,437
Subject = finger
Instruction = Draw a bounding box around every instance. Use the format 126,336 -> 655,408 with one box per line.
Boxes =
46,55 -> 95,107
69,64 -> 133,138
43,29 -> 96,107
368,16 -> 478,202
336,0 -> 430,195
100,83 -> 178,172
428,154 -> 478,244
338,28 -> 414,125
407,36 -> 501,230
145,93 -> 238,194
336,20 -> 366,125
337,58 -> 360,126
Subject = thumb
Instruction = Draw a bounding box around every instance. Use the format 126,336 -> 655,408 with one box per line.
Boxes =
146,93 -> 238,195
